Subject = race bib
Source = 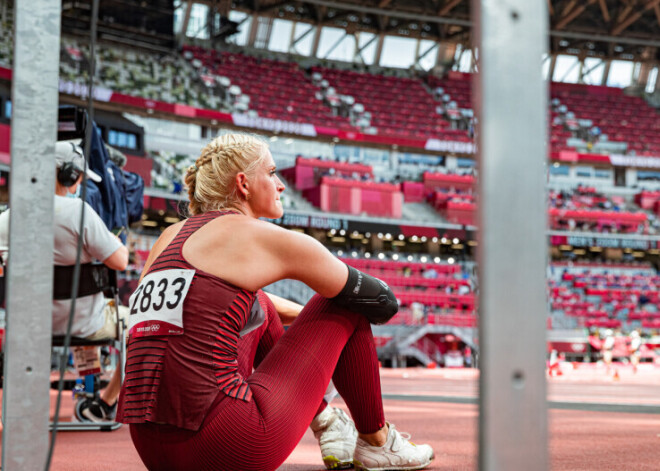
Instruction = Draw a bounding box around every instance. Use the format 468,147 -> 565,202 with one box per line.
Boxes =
128,269 -> 195,338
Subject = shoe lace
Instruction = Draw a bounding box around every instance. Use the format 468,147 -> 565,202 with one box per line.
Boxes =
330,408 -> 357,440
389,424 -> 413,452
333,408 -> 350,425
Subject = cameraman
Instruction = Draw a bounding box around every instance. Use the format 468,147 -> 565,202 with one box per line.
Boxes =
0,141 -> 128,421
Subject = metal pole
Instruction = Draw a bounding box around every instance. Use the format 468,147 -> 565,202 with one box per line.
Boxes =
473,0 -> 549,470
47,0 -> 98,463
1,0 -> 61,470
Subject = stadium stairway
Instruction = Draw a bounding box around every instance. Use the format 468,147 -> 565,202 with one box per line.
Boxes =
277,179 -> 319,213
374,323 -> 478,367
402,201 -> 447,224
265,278 -> 315,306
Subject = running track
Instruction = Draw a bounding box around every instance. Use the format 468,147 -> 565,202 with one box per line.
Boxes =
1,364 -> 658,470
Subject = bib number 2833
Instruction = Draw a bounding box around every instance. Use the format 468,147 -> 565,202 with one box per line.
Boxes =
128,269 -> 195,338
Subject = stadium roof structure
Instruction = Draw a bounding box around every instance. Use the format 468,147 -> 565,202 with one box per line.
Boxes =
223,0 -> 660,61
61,0 -> 177,51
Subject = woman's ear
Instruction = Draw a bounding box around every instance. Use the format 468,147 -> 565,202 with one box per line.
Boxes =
236,172 -> 250,198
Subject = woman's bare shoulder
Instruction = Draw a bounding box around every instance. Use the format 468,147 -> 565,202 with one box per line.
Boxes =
212,214 -> 289,237
149,220 -> 187,257
159,220 -> 186,244
139,220 -> 186,281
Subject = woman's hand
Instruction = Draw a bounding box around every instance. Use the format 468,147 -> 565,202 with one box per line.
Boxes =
263,292 -> 303,326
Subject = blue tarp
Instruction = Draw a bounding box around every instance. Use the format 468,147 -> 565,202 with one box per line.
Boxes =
84,123 -> 144,241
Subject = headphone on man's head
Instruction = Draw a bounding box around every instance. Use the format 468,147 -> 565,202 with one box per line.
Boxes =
57,142 -> 83,187
57,161 -> 82,187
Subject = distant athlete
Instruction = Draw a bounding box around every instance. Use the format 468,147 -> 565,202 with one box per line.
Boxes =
547,349 -> 562,377
117,134 -> 434,471
601,329 -> 615,374
629,330 -> 642,374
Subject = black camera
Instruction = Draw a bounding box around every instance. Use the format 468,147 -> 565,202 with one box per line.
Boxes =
57,105 -> 88,141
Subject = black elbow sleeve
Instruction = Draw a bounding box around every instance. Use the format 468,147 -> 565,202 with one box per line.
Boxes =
331,264 -> 398,325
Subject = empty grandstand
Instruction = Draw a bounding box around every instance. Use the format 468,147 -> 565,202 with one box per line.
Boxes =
2,1 -> 660,370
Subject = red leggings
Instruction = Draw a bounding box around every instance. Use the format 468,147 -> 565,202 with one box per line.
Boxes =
130,294 -> 385,471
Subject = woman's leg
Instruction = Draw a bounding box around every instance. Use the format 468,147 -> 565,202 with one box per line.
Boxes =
239,291 -> 329,417
236,291 -> 284,378
239,294 -> 385,468
252,290 -> 285,369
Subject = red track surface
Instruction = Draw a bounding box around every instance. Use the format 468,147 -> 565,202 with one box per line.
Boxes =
1,366 -> 658,470
378,363 -> 660,406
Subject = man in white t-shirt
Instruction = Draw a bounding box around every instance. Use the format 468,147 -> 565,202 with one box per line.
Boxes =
0,141 -> 128,422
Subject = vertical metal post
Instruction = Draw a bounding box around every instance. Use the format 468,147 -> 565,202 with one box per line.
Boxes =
1,0 -> 61,470
310,24 -> 323,58
601,59 -> 612,86
473,1 -> 548,470
179,1 -> 193,41
373,33 -> 385,66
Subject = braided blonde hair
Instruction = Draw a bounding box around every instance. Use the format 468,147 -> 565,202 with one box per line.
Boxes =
185,133 -> 268,215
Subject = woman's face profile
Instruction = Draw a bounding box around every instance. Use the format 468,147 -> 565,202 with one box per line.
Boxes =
248,149 -> 286,220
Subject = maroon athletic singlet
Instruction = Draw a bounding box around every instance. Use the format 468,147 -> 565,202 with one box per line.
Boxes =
118,211 -> 258,430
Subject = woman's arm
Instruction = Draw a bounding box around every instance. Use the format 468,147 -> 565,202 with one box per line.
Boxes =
263,292 -> 303,326
255,223 -> 348,298
186,217 -> 397,324
257,223 -> 397,324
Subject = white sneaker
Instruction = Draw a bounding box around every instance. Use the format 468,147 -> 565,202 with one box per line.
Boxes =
353,423 -> 434,471
310,406 -> 358,470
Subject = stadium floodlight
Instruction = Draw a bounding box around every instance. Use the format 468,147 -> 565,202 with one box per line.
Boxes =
392,254 -> 399,260
337,250 -> 343,256
378,253 -> 385,260
448,257 -> 455,264
420,256 -> 428,263
365,252 -> 371,258
407,255 -> 413,261
434,257 -> 441,263
351,251 -> 358,257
